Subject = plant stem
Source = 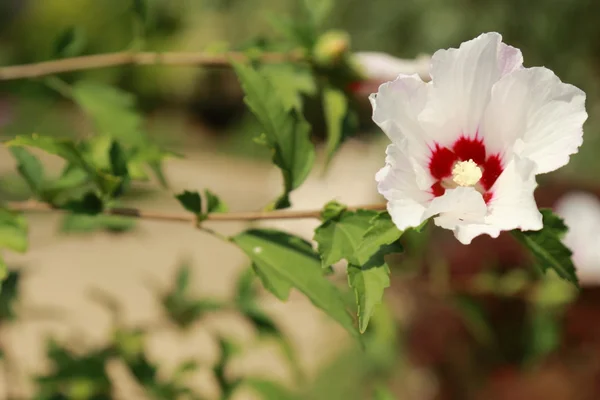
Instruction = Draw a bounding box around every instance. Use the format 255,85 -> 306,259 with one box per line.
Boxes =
7,200 -> 386,223
0,51 -> 305,81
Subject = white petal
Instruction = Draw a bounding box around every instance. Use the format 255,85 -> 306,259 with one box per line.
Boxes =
377,143 -> 431,230
482,67 -> 587,174
555,192 -> 600,285
354,52 -> 431,82
421,187 -> 488,244
419,32 -> 523,143
484,157 -> 543,232
369,74 -> 431,163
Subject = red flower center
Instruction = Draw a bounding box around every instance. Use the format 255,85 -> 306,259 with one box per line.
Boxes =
427,135 -> 503,203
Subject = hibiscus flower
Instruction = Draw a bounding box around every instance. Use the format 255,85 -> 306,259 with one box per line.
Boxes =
371,32 -> 587,244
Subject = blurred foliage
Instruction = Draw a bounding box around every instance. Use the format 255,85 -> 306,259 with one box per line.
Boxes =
0,1 -> 598,399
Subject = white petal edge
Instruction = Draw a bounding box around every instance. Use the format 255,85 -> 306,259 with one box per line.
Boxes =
377,143 -> 431,230
484,157 -> 543,232
555,192 -> 600,285
482,67 -> 587,174
419,32 -> 523,144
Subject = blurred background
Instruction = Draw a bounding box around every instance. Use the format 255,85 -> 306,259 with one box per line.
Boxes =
0,0 -> 600,399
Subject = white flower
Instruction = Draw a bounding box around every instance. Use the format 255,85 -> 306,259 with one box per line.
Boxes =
354,52 -> 431,82
555,192 -> 600,285
370,32 -> 588,244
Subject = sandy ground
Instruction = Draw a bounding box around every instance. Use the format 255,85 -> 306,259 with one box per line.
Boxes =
0,139 -> 386,399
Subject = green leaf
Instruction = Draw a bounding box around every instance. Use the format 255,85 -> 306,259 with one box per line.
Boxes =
61,214 -> 136,234
259,64 -> 317,111
6,134 -> 121,196
62,192 -> 104,215
9,147 -> 45,196
71,81 -> 145,146
320,200 -> 347,221
356,212 -> 403,265
175,191 -> 202,215
526,307 -> 561,363
322,86 -> 348,168
512,209 -> 579,287
175,263 -> 191,295
232,61 -> 316,209
245,379 -> 299,400
232,229 -> 358,338
373,386 -> 396,400
132,0 -> 148,21
313,209 -> 379,267
0,254 -> 7,283
303,0 -> 334,25
347,243 -> 399,333
204,189 -> 228,213
0,209 -> 28,253
53,26 -> 86,58
0,271 -> 20,321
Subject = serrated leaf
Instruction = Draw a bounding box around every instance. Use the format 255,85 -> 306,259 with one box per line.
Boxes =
314,209 -> 379,267
9,147 -> 44,196
232,61 -> 315,209
347,243 -> 399,333
175,191 -> 202,215
320,200 -> 347,221
53,26 -> 86,58
232,229 -> 358,339
204,189 -> 228,213
259,64 -> 316,111
6,134 -> 121,195
512,209 -> 578,287
322,86 -> 348,168
356,212 -> 403,265
0,209 -> 28,253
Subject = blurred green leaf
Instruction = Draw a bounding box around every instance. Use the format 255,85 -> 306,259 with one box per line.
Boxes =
232,229 -> 358,339
9,147 -> 44,197
372,386 -> 396,400
62,192 -> 103,215
72,81 -> 145,145
259,64 -> 317,112
0,271 -> 20,321
526,307 -> 561,364
175,190 -> 202,216
53,26 -> 86,58
204,189 -> 228,213
133,0 -> 148,21
0,208 -> 28,253
61,214 -> 136,234
303,0 -> 334,25
232,61 -> 315,209
322,86 -> 348,168
245,379 -> 299,400
6,134 -> 121,196
214,337 -> 242,398
512,209 -> 579,287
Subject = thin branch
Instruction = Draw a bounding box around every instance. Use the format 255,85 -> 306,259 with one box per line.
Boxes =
0,51 -> 304,81
7,200 -> 386,223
